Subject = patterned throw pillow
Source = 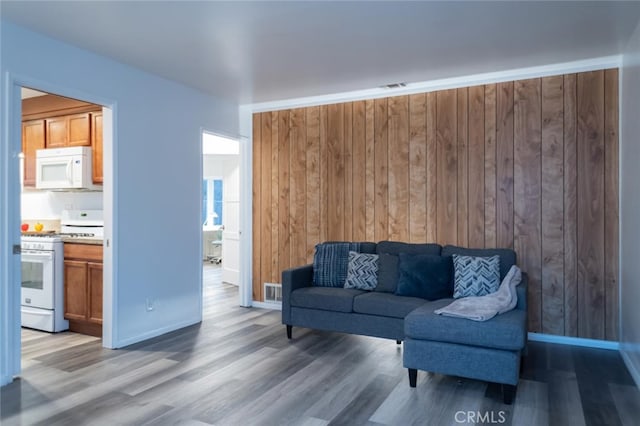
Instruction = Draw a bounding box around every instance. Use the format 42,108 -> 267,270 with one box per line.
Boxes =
344,251 -> 379,290
452,254 -> 500,298
313,242 -> 362,287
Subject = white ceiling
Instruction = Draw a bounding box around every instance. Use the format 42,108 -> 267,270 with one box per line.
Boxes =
2,1 -> 640,104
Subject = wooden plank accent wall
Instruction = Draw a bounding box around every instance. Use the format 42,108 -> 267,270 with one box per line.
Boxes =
252,69 -> 620,340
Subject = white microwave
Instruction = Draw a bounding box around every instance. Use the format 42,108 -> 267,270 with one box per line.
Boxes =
36,146 -> 99,190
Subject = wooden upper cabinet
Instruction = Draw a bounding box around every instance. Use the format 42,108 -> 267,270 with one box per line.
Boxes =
45,113 -> 91,148
45,116 -> 67,148
22,119 -> 46,187
91,112 -> 103,184
67,113 -> 91,146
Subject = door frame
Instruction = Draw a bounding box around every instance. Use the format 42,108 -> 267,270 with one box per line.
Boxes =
0,72 -> 117,385
200,130 -> 251,307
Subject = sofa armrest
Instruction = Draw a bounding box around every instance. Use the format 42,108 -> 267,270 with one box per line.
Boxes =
281,264 -> 314,324
516,272 -> 528,312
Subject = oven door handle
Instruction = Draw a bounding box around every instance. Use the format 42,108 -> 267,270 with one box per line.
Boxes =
21,307 -> 52,316
21,250 -> 54,259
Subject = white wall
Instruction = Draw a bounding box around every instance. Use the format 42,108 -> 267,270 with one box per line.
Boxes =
621,19 -> 640,387
21,191 -> 103,220
0,20 -> 239,385
203,154 -> 240,284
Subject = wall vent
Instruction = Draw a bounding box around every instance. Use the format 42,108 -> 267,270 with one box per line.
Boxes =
264,283 -> 282,303
382,82 -> 407,89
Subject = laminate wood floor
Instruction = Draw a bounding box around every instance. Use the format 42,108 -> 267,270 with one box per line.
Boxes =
2,263 -> 639,425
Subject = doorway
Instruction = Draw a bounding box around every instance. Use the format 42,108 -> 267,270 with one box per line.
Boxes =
202,132 -> 241,300
2,80 -> 114,384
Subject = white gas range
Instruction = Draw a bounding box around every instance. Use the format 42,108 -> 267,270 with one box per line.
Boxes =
20,210 -> 104,332
21,233 -> 67,332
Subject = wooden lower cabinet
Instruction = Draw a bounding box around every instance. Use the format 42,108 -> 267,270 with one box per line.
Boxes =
87,262 -> 103,324
64,243 -> 103,337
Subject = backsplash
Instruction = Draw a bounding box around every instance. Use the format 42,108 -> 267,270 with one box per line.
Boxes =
21,191 -> 103,220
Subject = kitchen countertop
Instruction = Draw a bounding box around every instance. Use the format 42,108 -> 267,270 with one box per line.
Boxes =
62,237 -> 104,246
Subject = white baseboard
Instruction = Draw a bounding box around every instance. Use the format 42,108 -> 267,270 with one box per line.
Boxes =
620,348 -> 640,389
528,332 -> 619,350
114,317 -> 201,348
252,301 -> 282,311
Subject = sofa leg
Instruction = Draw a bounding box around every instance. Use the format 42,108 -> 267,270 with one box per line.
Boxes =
408,369 -> 417,388
286,325 -> 292,339
502,384 -> 516,405
396,340 -> 401,345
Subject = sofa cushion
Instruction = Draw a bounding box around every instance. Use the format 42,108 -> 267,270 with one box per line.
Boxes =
404,299 -> 527,351
313,242 -> 364,287
344,251 -> 379,291
377,241 -> 443,256
375,241 -> 442,293
452,254 -> 501,298
376,253 -> 399,293
358,242 -> 378,254
396,254 -> 453,300
442,245 -> 516,280
353,292 -> 426,319
290,287 -> 365,313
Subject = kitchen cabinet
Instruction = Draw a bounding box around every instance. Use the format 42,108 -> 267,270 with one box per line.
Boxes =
21,119 -> 46,187
91,112 -> 103,184
46,113 -> 91,148
63,243 -> 103,337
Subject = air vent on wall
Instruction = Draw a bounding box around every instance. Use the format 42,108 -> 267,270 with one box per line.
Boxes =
382,82 -> 407,89
264,283 -> 282,303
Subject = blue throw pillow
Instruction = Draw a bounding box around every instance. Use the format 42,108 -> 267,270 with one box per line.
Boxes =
344,251 -> 379,290
313,242 -> 362,287
452,254 -> 500,298
395,254 -> 453,300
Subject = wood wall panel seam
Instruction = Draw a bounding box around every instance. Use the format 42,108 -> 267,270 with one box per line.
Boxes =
436,90 -> 458,245
251,113 -> 260,299
563,73 -> 579,337
408,94 -> 428,242
365,100 -> 376,242
426,93 -> 438,242
457,88 -> 469,247
468,85 -> 485,248
374,98 -> 389,241
306,107 -> 321,262
541,75 -> 565,336
496,82 -> 515,249
484,84 -> 497,249
604,69 -> 619,341
513,78 -> 543,333
344,103 -> 354,241
576,71 -> 606,339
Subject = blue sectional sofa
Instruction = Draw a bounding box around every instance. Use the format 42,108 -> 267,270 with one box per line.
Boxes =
281,241 -> 528,404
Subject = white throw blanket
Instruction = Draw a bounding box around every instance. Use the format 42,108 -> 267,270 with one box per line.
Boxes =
435,265 -> 522,321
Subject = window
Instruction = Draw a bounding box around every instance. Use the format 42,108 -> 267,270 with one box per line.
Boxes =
203,178 -> 223,227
